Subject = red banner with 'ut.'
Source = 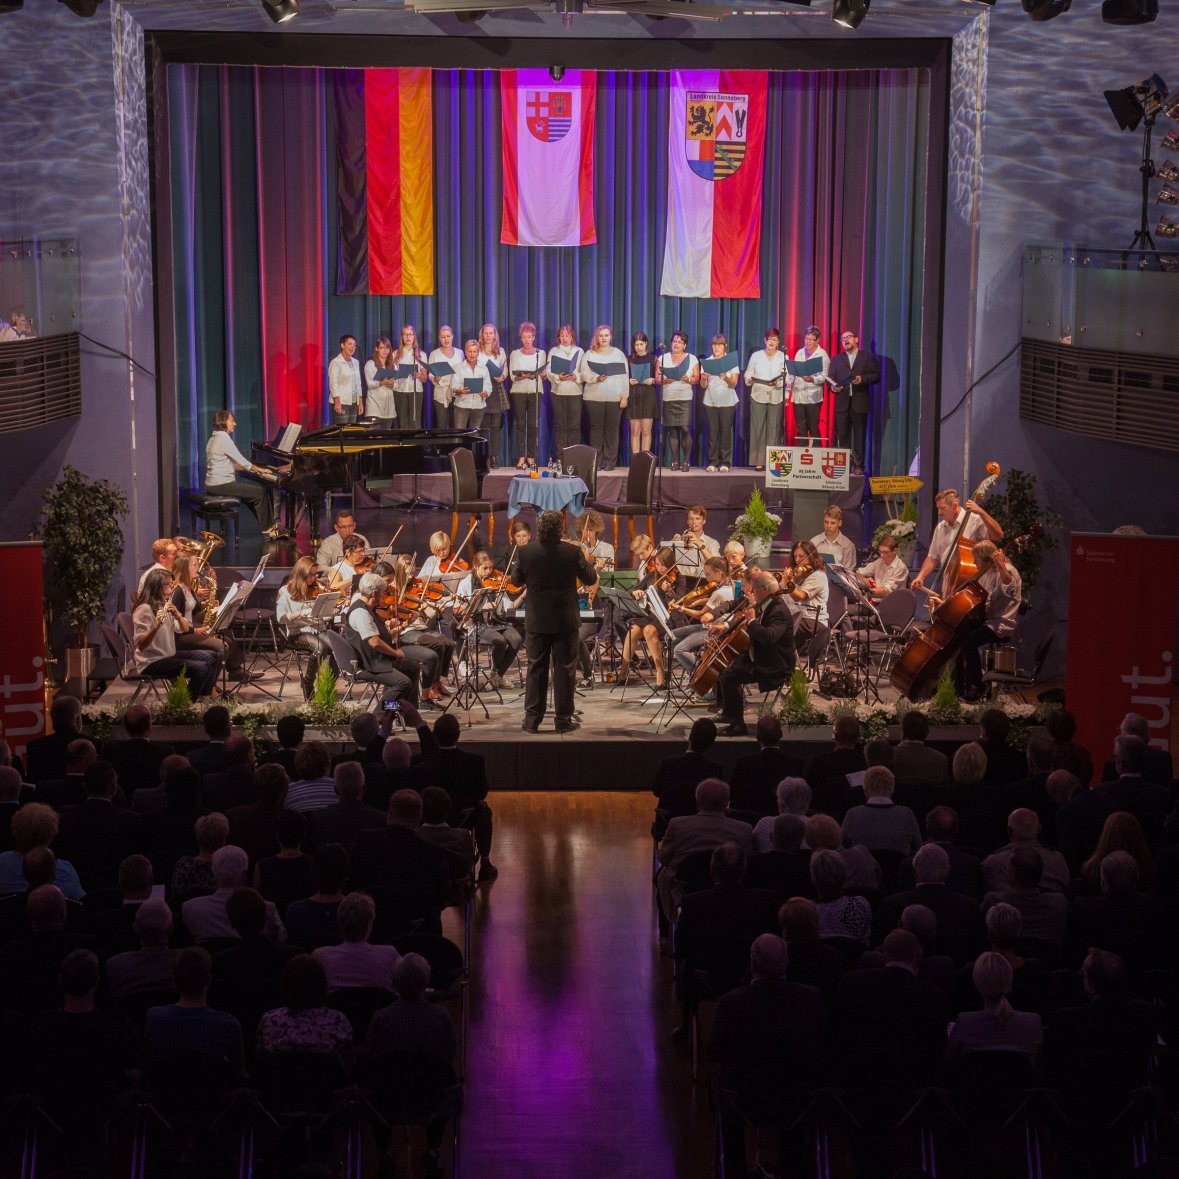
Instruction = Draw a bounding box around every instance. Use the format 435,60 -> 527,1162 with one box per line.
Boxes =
1067,533 -> 1178,768
0,541 -> 47,764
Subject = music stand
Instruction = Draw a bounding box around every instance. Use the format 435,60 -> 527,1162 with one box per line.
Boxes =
444,586 -> 497,725
643,587 -> 693,731
827,563 -> 884,704
210,580 -> 260,698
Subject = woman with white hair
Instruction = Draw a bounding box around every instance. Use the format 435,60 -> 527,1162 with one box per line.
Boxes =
947,951 -> 1043,1060
810,849 -> 872,945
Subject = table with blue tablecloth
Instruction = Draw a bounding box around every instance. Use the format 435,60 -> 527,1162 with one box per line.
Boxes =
506,473 -> 589,519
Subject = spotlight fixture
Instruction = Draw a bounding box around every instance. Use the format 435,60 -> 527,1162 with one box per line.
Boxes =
58,0 -> 101,14
1162,131 -> 1179,152
261,0 -> 299,23
1158,254 -> 1179,271
1160,162 -> 1179,183
831,0 -> 869,28
1021,0 -> 1070,21
549,65 -> 566,82
0,2 -> 24,14
1158,185 -> 1179,205
1104,74 -> 1169,133
1157,217 -> 1179,238
1165,95 -> 1179,123
1101,0 -> 1156,23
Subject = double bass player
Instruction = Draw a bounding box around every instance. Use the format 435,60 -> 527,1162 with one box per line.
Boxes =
709,571 -> 795,738
911,487 -> 1003,594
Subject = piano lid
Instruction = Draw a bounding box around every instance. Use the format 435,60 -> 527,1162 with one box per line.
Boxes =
293,424 -> 482,454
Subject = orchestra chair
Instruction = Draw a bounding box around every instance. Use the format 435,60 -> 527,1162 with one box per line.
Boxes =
841,587 -> 917,685
983,631 -> 1055,701
591,448 -> 656,553
320,628 -> 386,712
560,443 -> 599,500
449,447 -> 508,547
102,619 -> 170,705
184,491 -> 240,544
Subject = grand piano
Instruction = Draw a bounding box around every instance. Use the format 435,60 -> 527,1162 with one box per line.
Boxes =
253,422 -> 481,540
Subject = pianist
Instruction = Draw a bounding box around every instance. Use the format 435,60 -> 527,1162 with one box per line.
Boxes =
205,410 -> 279,539
316,510 -> 369,577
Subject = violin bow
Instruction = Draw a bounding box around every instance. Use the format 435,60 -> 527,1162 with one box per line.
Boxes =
444,521 -> 479,572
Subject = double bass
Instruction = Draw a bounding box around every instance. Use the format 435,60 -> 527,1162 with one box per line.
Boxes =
688,598 -> 757,697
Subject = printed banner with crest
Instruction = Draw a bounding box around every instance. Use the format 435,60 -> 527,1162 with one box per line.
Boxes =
501,70 -> 597,247
661,70 -> 767,299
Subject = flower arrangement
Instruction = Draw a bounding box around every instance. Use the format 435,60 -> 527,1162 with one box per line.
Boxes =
871,494 -> 918,552
730,486 -> 782,545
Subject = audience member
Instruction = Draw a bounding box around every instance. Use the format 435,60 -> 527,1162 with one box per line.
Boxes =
982,808 -> 1070,895
897,805 -> 983,898
840,765 -> 922,857
138,759 -> 205,852
286,741 -> 337,812
726,715 -> 802,816
977,709 -> 1028,786
314,891 -> 402,990
947,951 -> 1042,1061
92,853 -> 154,958
285,842 -> 350,951
365,951 -> 455,1062
306,761 -> 386,851
745,814 -> 813,898
105,897 -> 180,1001
778,897 -> 848,1001
751,777 -> 811,853
422,712 -> 497,881
805,715 -> 866,816
182,845 -> 286,943
1045,708 -> 1093,786
1080,811 -> 1153,894
651,719 -> 723,824
0,802 -> 85,899
226,762 -> 288,867
1099,712 -> 1173,786
981,846 -> 1068,950
144,945 -> 243,1070
894,710 -> 948,784
255,953 -> 354,1069
1047,768 -> 1117,875
1067,850 -> 1157,971
24,695 -> 84,784
35,737 -> 96,810
171,812 -> 229,902
53,759 -> 144,890
416,786 -> 477,866
1095,735 -> 1171,848
805,813 -> 880,892
257,714 -> 305,777
104,704 -> 174,799
331,711 -> 386,771
0,885 -> 95,1013
187,706 -> 233,777
254,809 -> 315,915
0,766 -> 22,853
1004,735 -> 1058,842
810,849 -> 872,945
201,734 -> 257,812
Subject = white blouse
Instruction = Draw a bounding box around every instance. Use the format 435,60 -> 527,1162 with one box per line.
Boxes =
427,347 -> 459,406
744,349 -> 787,405
363,359 -> 397,421
789,345 -> 830,406
452,359 -> 491,410
701,360 -> 739,408
390,346 -> 426,394
548,344 -> 584,396
658,352 -> 699,403
579,346 -> 629,403
509,348 -> 547,394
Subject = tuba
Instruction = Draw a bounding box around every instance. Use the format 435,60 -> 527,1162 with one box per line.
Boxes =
176,532 -> 225,627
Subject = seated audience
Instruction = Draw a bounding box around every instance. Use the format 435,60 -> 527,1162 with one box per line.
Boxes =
977,709 -> 1028,786
171,812 -> 229,902
286,741 -> 338,813
314,891 -> 401,991
104,703 -> 174,799
104,897 -> 180,1001
285,842 -> 350,951
92,853 -> 155,959
416,786 -> 477,867
188,705 -> 233,778
1099,712 -> 1173,786
982,808 -> 1070,896
981,847 -> 1068,950
805,813 -> 880,893
182,845 -> 286,943
53,759 -> 144,890
810,849 -> 872,946
1067,850 -> 1157,972
778,897 -> 848,1002
423,712 -> 497,881
894,709 -> 948,784
1096,734 -> 1170,848
947,951 -> 1042,1061
1047,768 -> 1117,876
25,695 -> 84,784
726,715 -> 802,817
256,953 -> 354,1069
652,718 -> 723,824
306,761 -> 386,851
139,760 -> 206,853
1079,810 -> 1153,895
954,901 -> 1048,1015
745,814 -> 813,898
331,710 -> 387,771
1045,708 -> 1093,786
751,777 -> 812,854
0,884 -> 95,1013
200,734 -> 257,812
806,714 -> 866,817
253,809 -> 315,916
34,737 -> 95,810
896,805 -> 983,898
257,714 -> 305,777
0,766 -> 23,852
226,762 -> 288,868
840,765 -> 922,858
1004,735 -> 1059,843
0,803 -> 85,899
365,951 -> 455,1062
145,945 -> 243,1070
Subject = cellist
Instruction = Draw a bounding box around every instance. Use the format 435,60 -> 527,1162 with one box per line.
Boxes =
911,488 -> 1003,594
709,570 -> 794,738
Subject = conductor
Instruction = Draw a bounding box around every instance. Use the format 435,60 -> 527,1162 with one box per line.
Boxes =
513,509 -> 598,734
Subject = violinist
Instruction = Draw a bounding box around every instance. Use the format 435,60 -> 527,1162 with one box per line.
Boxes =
618,546 -> 679,690
671,556 -> 735,675
781,539 -> 830,649
710,570 -> 794,738
276,556 -> 340,700
344,572 -> 419,705
574,510 -> 615,571
944,539 -> 1021,701
419,531 -> 468,585
723,540 -> 749,579
456,552 -> 524,691
911,488 -> 1003,593
493,519 -> 532,573
374,558 -> 455,706
630,533 -> 655,570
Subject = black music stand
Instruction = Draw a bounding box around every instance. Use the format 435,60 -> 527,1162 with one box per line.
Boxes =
444,587 -> 497,725
826,564 -> 883,704
643,587 -> 693,731
210,581 -> 256,698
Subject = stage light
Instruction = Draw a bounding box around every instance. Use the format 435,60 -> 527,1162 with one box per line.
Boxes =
1160,162 -> 1179,183
1158,185 -> 1179,205
1157,216 -> 1179,238
1105,74 -> 1169,133
261,0 -> 299,23
1021,0 -> 1070,21
1158,254 -> 1179,271
0,2 -> 24,14
1101,0 -> 1156,23
831,0 -> 869,29
58,0 -> 101,15
549,65 -> 566,81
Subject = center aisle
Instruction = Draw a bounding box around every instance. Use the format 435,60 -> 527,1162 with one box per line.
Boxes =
450,790 -> 713,1178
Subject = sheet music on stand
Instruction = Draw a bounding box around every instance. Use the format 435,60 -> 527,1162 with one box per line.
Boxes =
599,586 -> 647,621
825,563 -> 883,704
645,586 -> 677,641
666,541 -> 705,581
210,580 -> 251,634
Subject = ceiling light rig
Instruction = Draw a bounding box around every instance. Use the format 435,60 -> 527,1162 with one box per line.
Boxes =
1021,0 -> 1070,21
831,0 -> 868,29
262,0 -> 299,23
1102,0 -> 1157,23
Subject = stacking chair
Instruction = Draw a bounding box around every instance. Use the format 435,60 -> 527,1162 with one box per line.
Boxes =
560,443 -> 599,500
101,620 -> 170,705
449,447 -> 508,547
841,587 -> 917,685
591,449 -> 656,552
321,628 -> 384,709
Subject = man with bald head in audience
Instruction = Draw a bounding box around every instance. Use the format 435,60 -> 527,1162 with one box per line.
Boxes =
982,808 -> 1070,895
1096,734 -> 1171,849
1100,712 -> 1173,787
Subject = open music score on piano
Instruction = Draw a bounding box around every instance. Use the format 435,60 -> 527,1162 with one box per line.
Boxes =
252,423 -> 482,539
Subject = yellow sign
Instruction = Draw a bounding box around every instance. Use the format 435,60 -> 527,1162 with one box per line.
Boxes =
869,476 -> 924,496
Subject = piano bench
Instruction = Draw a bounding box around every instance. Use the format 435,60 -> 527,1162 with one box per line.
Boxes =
186,492 -> 241,541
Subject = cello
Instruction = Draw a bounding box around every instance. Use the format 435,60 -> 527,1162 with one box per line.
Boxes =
688,597 -> 757,697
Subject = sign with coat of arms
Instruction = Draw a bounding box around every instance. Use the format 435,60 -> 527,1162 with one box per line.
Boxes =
526,90 -> 573,143
765,447 -> 850,491
685,91 -> 749,181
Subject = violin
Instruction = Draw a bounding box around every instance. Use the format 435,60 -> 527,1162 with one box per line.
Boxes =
780,558 -> 817,591
670,581 -> 718,611
479,570 -> 524,595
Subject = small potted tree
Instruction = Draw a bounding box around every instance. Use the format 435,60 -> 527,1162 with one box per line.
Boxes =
38,466 -> 129,685
729,486 -> 781,562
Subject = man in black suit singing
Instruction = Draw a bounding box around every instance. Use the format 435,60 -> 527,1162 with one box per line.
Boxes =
711,571 -> 794,738
512,509 -> 598,734
827,328 -> 881,475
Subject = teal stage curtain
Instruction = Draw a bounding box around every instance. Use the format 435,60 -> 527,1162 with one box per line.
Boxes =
168,64 -> 931,489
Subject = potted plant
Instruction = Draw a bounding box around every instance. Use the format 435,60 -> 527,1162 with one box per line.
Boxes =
38,465 -> 129,684
871,494 -> 918,565
983,468 -> 1062,604
729,486 -> 781,561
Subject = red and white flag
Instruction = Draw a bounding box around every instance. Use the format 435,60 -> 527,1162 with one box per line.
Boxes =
501,70 -> 596,247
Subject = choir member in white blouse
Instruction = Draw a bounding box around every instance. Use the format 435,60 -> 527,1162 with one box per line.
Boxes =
509,321 -> 547,470
478,323 -> 509,469
452,339 -> 491,434
743,327 -> 787,470
548,324 -> 585,455
427,324 -> 460,430
579,324 -> 629,471
657,330 -> 699,472
363,336 -> 397,426
390,324 -> 428,428
788,324 -> 830,444
699,333 -> 739,472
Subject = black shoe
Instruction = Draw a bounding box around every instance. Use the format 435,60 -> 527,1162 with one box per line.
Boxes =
719,723 -> 749,737
555,718 -> 581,733
521,721 -> 540,733
477,861 -> 499,882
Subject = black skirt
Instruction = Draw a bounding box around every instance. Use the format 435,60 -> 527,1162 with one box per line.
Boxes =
627,383 -> 658,420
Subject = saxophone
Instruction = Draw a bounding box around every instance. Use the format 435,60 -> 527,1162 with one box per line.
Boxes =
201,568 -> 220,628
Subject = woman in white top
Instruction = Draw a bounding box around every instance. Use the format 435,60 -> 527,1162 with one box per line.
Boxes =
548,324 -> 584,455
451,338 -> 491,435
578,324 -> 629,471
508,321 -> 547,469
478,323 -> 509,469
656,330 -> 699,472
390,324 -> 428,428
132,569 -> 219,697
171,553 -> 250,681
699,332 -> 739,472
626,332 -> 657,459
275,555 -> 339,699
789,324 -> 830,444
364,336 -> 398,426
783,540 -> 830,667
427,324 -> 460,430
743,327 -> 787,470
205,409 -> 279,536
